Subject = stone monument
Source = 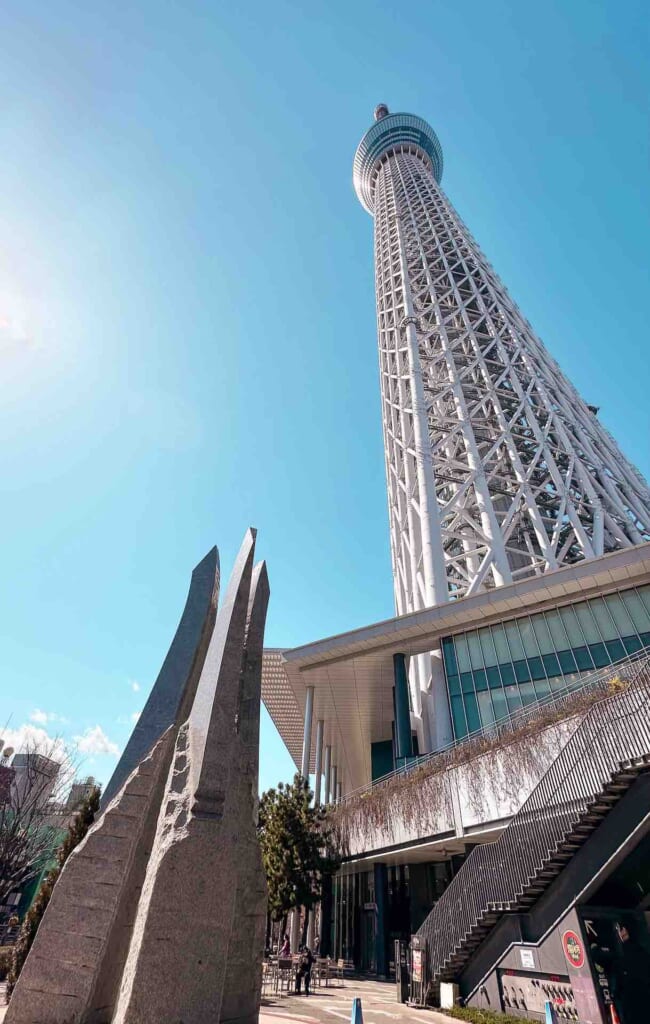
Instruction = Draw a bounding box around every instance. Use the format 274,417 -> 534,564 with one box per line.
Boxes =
6,530 -> 269,1024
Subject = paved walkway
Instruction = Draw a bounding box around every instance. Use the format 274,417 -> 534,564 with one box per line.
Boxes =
261,976 -> 457,1024
0,975 -> 458,1024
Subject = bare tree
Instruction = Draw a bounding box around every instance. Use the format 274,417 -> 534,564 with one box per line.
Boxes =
0,736 -> 77,914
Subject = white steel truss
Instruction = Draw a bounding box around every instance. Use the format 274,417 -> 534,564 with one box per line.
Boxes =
356,113 -> 650,613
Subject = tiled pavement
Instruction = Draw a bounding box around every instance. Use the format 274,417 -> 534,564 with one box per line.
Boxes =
261,976 -> 457,1024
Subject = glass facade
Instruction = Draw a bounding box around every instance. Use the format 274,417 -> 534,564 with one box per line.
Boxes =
441,585 -> 650,740
330,862 -> 455,971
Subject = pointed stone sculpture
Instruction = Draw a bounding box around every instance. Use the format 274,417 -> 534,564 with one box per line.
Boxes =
113,529 -> 269,1023
6,531 -> 269,1024
102,546 -> 220,809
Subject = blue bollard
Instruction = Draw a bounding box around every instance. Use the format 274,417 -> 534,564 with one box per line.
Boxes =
544,1000 -> 558,1024
351,997 -> 364,1024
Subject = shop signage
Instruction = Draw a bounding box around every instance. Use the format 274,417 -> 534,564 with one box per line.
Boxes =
562,930 -> 585,970
519,948 -> 535,970
411,948 -> 423,982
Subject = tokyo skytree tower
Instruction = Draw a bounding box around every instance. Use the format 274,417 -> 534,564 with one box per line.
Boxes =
354,106 -> 650,612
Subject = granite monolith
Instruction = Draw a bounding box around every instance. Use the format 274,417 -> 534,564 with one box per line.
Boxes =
112,529 -> 269,1024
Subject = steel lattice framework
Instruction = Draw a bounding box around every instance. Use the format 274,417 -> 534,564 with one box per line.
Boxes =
354,107 -> 650,612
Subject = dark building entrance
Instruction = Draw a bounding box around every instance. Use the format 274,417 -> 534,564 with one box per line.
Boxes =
581,827 -> 650,1024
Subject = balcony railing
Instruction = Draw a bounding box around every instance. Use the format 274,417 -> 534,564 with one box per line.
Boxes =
343,646 -> 650,804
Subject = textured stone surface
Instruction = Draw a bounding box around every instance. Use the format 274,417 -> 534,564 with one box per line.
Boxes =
220,561 -> 269,1024
102,547 -> 219,809
113,530 -> 269,1024
4,732 -> 173,1024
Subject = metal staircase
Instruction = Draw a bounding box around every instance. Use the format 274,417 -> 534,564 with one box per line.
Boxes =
416,652 -> 650,988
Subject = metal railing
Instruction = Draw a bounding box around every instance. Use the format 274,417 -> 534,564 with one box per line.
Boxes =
416,651 -> 650,984
342,646 -> 650,804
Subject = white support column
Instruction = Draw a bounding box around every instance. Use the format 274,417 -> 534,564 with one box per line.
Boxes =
309,723 -> 325,950
336,781 -> 342,804
301,686 -> 314,780
330,764 -> 337,806
323,745 -> 332,804
290,908 -> 300,954
313,720 -> 324,805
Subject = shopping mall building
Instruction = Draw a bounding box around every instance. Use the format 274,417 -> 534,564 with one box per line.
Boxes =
262,107 -> 650,1023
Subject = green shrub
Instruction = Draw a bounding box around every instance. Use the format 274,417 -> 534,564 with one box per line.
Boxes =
443,1006 -> 531,1024
6,785 -> 100,999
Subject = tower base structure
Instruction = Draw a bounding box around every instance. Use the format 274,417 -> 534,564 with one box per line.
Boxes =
6,531 -> 269,1024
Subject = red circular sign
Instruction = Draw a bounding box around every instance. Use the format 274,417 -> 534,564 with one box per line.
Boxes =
562,929 -> 585,969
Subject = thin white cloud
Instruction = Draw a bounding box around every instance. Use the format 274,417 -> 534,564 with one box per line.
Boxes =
129,680 -> 140,693
29,709 -> 67,726
1,724 -> 68,763
131,711 -> 141,723
73,726 -> 120,758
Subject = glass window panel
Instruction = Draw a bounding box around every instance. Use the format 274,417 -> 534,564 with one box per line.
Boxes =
533,677 -> 551,698
455,633 -> 472,673
573,646 -> 594,671
528,656 -> 546,680
588,642 -> 610,668
466,631 -> 484,670
451,695 -> 467,739
587,598 -> 619,642
542,653 -> 562,678
640,632 -> 650,649
575,603 -> 602,644
514,660 -> 531,682
460,672 -> 474,694
558,649 -> 578,674
531,613 -> 555,654
549,674 -> 569,692
505,621 -> 525,660
604,639 -> 625,662
559,605 -> 587,647
604,593 -> 637,637
473,668 -> 488,691
491,624 -> 510,663
518,618 -> 540,658
447,674 -> 461,696
491,687 -> 508,722
545,609 -> 571,650
477,690 -> 496,729
486,666 -> 502,688
623,635 -> 642,655
463,691 -> 481,734
518,680 -> 537,706
442,637 -> 458,676
499,662 -> 516,686
637,585 -> 650,618
504,685 -> 523,713
478,628 -> 499,667
621,590 -> 650,634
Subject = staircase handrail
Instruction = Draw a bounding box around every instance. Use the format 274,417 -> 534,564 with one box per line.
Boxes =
417,653 -> 650,980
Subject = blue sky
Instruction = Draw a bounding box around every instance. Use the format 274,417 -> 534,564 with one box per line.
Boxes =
1,0 -> 648,794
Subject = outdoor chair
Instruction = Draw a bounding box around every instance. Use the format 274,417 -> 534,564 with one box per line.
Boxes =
261,959 -> 276,995
311,958 -> 322,988
276,957 -> 294,995
334,958 -> 345,986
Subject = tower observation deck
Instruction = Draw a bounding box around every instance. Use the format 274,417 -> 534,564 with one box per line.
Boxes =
354,105 -> 650,616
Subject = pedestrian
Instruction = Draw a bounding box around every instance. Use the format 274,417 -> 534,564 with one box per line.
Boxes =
279,933 -> 291,957
295,945 -> 314,996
